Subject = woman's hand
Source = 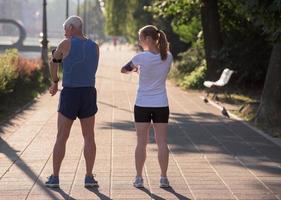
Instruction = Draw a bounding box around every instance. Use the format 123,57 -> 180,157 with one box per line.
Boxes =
121,67 -> 128,73
49,83 -> 58,96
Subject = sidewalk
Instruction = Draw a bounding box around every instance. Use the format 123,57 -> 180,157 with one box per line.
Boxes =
0,45 -> 281,200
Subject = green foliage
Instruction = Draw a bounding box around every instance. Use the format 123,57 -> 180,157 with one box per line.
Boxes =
0,49 -> 19,93
105,0 -> 138,37
145,0 -> 200,24
105,0 -> 156,43
146,0 -> 201,44
175,37 -> 204,74
0,49 -> 46,95
0,49 -> 49,121
169,36 -> 206,89
171,17 -> 201,43
179,60 -> 207,89
239,0 -> 281,42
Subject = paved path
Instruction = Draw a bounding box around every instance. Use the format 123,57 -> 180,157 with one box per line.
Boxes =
0,46 -> 281,200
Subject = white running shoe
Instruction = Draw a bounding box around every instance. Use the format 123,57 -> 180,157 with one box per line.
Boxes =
133,176 -> 144,188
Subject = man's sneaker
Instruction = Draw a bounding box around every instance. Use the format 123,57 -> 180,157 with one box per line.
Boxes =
133,176 -> 144,188
160,176 -> 170,188
45,175 -> 59,188
85,175 -> 99,187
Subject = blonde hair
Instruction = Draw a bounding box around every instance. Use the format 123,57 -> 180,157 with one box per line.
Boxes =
139,25 -> 169,60
63,15 -> 83,31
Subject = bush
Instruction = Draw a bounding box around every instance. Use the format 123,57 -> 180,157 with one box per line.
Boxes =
0,49 -> 48,121
169,36 -> 206,89
179,60 -> 207,89
174,38 -> 204,74
0,49 -> 42,95
0,49 -> 19,93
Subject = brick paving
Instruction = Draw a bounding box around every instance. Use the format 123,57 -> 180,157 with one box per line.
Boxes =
0,45 -> 281,200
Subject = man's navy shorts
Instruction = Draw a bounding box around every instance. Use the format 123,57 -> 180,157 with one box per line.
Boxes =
58,87 -> 98,120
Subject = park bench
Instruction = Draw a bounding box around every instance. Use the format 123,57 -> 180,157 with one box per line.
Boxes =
203,68 -> 235,118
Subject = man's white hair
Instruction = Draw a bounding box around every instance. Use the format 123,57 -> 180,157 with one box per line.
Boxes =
63,15 -> 83,31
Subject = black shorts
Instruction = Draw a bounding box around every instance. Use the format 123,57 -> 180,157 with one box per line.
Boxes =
134,105 -> 169,123
58,87 -> 98,120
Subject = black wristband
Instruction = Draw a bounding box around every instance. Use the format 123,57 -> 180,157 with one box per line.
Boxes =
123,61 -> 133,71
53,79 -> 59,83
51,48 -> 56,55
52,58 -> 62,63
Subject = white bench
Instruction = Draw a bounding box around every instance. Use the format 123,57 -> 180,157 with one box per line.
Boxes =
203,68 -> 235,118
203,68 -> 234,100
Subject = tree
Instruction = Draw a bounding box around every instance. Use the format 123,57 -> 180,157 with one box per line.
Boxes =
256,44 -> 281,127
105,0 -> 136,36
241,1 -> 281,127
200,0 -> 222,80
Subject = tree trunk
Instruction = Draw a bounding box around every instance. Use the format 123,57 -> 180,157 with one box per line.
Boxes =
201,0 -> 222,80
255,43 -> 281,127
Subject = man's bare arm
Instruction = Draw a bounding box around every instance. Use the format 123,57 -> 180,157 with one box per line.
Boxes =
49,40 -> 67,82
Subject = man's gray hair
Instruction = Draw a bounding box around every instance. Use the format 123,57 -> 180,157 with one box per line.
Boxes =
63,15 -> 83,31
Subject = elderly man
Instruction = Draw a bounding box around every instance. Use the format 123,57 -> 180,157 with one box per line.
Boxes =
46,16 -> 99,188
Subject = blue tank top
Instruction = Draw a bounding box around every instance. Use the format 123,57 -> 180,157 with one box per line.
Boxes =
62,36 -> 99,87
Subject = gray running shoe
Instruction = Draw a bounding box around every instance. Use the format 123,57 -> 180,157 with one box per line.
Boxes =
160,176 -> 170,188
133,176 -> 144,188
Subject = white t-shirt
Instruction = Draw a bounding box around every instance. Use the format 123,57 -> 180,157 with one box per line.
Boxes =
132,51 -> 173,107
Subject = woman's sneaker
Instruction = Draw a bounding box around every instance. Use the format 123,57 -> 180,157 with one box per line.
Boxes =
45,175 -> 59,188
160,176 -> 170,188
133,176 -> 144,188
85,175 -> 99,187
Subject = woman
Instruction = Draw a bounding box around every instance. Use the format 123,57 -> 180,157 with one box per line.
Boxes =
121,25 -> 173,188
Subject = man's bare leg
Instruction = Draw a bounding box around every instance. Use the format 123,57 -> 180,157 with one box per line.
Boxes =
53,113 -> 74,176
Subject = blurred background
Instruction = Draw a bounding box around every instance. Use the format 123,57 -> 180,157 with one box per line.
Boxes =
0,0 -> 105,47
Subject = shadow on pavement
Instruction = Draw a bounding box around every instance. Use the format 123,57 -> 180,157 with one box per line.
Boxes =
0,137 -> 74,200
49,187 -> 76,200
100,120 -> 135,132
0,99 -> 37,138
137,187 -> 164,200
162,186 -> 191,200
137,186 -> 191,200
86,187 -> 112,200
170,111 -> 281,169
98,100 -> 133,113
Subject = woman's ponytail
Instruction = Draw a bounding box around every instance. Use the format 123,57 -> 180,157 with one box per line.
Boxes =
158,30 -> 169,60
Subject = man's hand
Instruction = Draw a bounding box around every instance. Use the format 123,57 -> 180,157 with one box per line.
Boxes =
49,83 -> 58,96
